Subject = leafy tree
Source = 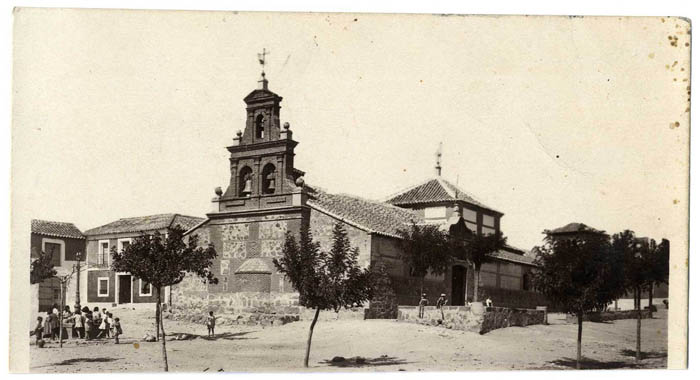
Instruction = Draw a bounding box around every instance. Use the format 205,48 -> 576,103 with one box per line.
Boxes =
612,231 -> 669,364
396,223 -> 453,297
461,230 -> 507,302
647,238 -> 670,314
111,225 -> 217,372
273,222 -> 374,368
533,232 -> 625,369
30,249 -> 57,284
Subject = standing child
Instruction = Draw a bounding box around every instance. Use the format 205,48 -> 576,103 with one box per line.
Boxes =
102,309 -> 111,338
206,311 -> 216,337
33,317 -> 44,345
85,310 -> 94,340
73,310 -> 84,339
113,317 -> 123,344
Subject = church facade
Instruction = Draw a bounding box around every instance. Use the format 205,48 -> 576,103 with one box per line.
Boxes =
171,71 -> 547,318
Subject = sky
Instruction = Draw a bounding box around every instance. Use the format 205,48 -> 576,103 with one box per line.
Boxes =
12,9 -> 690,250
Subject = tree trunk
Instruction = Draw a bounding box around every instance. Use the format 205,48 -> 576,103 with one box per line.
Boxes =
304,308 -> 321,368
157,288 -> 169,372
648,284 -> 654,318
636,287 -> 642,363
576,311 -> 583,369
155,297 -> 160,341
473,265 -> 480,302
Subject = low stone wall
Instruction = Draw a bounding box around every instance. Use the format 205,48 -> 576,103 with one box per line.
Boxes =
565,309 -> 654,323
397,305 -> 545,334
480,307 -> 546,334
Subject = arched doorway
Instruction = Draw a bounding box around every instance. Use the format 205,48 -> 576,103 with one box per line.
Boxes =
451,265 -> 467,306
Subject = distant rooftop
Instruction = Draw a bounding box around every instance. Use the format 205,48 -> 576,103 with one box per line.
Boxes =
385,177 -> 502,214
31,219 -> 85,240
84,213 -> 205,236
544,222 -> 606,235
488,249 -> 537,267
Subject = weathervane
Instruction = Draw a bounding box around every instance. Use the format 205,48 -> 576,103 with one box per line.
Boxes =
257,48 -> 270,75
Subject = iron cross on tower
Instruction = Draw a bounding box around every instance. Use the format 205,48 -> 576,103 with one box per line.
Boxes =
258,48 -> 270,74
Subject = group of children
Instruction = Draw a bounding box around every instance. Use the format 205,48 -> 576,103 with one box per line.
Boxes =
32,304 -> 123,346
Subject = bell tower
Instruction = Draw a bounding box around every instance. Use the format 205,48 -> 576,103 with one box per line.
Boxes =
213,52 -> 305,213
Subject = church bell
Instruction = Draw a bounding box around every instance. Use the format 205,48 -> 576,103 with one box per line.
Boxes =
266,172 -> 276,192
241,178 -> 253,196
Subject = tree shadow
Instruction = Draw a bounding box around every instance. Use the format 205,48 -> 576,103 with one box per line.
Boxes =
547,357 -> 637,369
619,349 -> 667,360
54,357 -> 120,366
321,355 -> 411,368
166,331 -> 255,341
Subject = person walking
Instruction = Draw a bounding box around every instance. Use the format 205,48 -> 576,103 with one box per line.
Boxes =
418,293 -> 429,318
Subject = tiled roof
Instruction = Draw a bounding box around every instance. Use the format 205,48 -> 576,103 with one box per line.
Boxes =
488,249 -> 537,266
385,177 -> 501,214
31,220 -> 85,239
545,222 -> 606,235
84,213 -> 205,236
306,186 -> 421,238
235,258 -> 272,274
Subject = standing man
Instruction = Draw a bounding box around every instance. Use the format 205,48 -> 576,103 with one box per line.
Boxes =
436,293 -> 448,322
418,294 -> 428,318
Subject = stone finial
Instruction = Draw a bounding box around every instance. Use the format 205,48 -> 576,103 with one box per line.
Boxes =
214,186 -> 223,197
232,130 -> 243,146
295,176 -> 305,187
281,122 -> 292,140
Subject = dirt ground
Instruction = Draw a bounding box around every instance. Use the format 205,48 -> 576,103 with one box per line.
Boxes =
29,307 -> 667,373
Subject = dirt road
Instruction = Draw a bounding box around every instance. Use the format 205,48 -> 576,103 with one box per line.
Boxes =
29,307 -> 667,372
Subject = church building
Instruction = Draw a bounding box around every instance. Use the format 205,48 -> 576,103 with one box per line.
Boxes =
171,65 -> 547,318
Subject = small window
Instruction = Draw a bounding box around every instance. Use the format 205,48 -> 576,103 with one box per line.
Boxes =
463,209 -> 477,223
483,215 -> 495,228
118,238 -> 131,252
44,242 -> 62,266
98,241 -> 110,265
139,279 -> 152,296
97,277 -> 109,297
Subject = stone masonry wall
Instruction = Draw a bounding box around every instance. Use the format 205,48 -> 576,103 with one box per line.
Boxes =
171,209 -> 372,326
398,305 -> 546,334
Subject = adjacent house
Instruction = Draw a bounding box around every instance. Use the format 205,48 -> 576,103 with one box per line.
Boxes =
30,219 -> 86,312
83,213 -> 204,307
